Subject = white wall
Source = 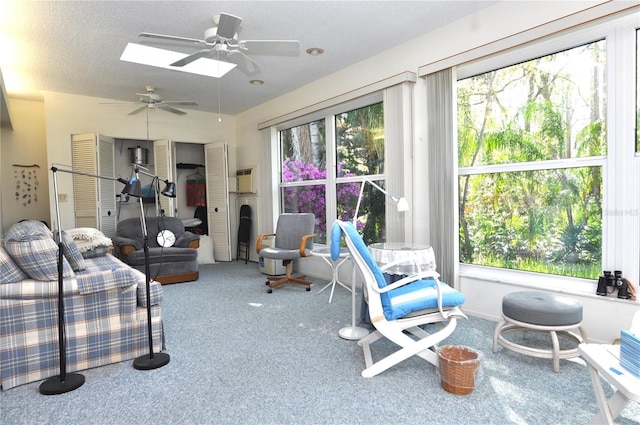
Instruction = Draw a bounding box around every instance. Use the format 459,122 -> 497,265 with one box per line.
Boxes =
43,91 -> 236,230
1,98 -> 49,233
233,1 -> 639,343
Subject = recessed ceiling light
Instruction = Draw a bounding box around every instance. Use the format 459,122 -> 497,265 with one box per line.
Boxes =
249,79 -> 264,85
306,47 -> 324,56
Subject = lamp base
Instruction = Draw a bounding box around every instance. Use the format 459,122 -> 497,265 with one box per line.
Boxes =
39,372 -> 85,395
339,325 -> 369,341
133,352 -> 170,370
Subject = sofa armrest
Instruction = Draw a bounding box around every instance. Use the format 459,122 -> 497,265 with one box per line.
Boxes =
112,236 -> 141,254
175,231 -> 199,248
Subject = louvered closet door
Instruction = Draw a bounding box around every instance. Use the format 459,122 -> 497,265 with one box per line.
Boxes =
153,139 -> 175,217
97,135 -> 116,236
205,142 -> 232,261
72,134 -> 99,229
71,134 -> 116,236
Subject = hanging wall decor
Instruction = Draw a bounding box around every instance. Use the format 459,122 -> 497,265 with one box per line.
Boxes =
13,164 -> 40,207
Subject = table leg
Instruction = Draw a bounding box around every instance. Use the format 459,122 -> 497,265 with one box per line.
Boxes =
316,256 -> 351,303
586,364 -> 629,425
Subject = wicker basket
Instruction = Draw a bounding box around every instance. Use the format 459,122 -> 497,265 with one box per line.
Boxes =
438,345 -> 482,395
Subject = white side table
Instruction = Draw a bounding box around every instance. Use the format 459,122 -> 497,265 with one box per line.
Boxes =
311,247 -> 352,303
578,343 -> 640,424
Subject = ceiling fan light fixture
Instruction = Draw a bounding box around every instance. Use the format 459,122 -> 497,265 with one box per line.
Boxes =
120,43 -> 236,78
306,47 -> 324,56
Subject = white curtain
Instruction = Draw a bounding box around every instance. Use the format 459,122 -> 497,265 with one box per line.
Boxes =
425,68 -> 458,287
383,82 -> 414,243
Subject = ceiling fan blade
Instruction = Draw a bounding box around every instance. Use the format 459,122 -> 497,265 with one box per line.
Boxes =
158,104 -> 187,115
171,49 -> 212,67
99,101 -> 140,105
138,32 -> 204,45
224,50 -> 260,76
162,101 -> 199,106
240,40 -> 300,56
216,13 -> 242,40
128,106 -> 147,115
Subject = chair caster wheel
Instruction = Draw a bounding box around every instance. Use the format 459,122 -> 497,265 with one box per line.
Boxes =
265,281 -> 270,285
306,287 -> 311,291
267,288 -> 273,294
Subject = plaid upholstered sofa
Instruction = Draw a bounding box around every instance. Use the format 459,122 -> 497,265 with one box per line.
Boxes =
0,221 -> 165,390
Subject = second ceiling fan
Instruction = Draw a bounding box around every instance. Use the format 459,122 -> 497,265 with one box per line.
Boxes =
137,12 -> 300,76
102,86 -> 199,115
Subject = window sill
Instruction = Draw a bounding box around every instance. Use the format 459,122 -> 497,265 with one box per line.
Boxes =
459,264 -> 638,304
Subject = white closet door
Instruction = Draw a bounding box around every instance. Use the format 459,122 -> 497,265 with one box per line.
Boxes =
205,142 -> 232,261
97,135 -> 116,236
71,133 -> 116,236
72,134 -> 99,229
153,139 -> 175,217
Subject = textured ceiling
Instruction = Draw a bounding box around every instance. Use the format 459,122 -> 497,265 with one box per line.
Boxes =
0,1 -> 497,115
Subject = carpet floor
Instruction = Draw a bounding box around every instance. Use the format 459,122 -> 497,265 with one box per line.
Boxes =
1,261 -> 638,424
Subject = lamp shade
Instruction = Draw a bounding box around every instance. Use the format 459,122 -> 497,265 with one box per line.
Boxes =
122,178 -> 142,197
161,181 -> 176,198
396,197 -> 409,212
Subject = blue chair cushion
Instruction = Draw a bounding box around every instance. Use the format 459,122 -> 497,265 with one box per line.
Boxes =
338,221 -> 465,321
385,278 -> 465,320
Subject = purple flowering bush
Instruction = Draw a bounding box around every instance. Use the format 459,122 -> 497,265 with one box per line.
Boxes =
282,158 -> 361,242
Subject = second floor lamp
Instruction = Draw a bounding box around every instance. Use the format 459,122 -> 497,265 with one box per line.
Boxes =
339,178 -> 409,341
124,166 -> 175,370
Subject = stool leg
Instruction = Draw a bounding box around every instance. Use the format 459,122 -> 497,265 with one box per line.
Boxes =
550,330 -> 560,373
493,320 -> 506,353
579,326 -> 587,342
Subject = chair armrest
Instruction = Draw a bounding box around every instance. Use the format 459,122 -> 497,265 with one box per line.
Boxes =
299,234 -> 317,257
256,233 -> 275,253
175,232 -> 199,248
112,236 -> 141,254
372,270 -> 440,294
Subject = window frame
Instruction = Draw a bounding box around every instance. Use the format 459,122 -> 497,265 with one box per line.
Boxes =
276,93 -> 386,246
456,12 -> 640,296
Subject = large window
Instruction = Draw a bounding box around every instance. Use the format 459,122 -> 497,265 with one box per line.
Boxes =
279,102 -> 385,244
458,41 -> 606,279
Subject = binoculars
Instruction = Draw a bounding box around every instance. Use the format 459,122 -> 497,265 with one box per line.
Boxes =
596,270 -> 631,299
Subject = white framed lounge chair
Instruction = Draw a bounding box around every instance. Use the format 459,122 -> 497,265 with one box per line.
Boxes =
332,220 -> 467,377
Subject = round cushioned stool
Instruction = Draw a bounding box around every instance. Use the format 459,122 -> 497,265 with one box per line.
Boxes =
493,291 -> 587,372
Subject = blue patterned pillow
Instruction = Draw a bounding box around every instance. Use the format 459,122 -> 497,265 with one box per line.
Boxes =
5,220 -> 74,280
54,229 -> 86,271
0,241 -> 28,283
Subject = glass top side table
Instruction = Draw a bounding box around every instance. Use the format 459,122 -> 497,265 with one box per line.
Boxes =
368,242 -> 436,275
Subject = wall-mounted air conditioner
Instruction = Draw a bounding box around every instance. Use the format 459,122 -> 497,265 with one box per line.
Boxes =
236,168 -> 255,193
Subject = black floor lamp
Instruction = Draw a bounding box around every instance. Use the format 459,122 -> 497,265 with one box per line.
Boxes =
41,165 -> 129,395
125,166 -> 175,370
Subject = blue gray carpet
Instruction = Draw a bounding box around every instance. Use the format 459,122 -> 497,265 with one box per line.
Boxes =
1,261 -> 638,424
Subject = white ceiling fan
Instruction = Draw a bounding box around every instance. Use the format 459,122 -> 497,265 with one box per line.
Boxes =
101,86 -> 199,115
136,12 -> 300,76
